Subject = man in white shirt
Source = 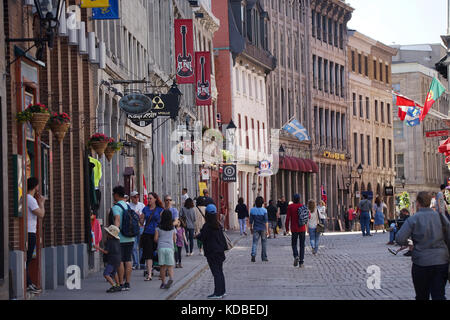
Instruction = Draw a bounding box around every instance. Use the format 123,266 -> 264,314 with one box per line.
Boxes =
181,188 -> 189,204
26,177 -> 45,294
128,191 -> 145,269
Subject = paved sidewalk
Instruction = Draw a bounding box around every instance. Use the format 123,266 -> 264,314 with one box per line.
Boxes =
174,230 -> 450,300
36,231 -> 244,300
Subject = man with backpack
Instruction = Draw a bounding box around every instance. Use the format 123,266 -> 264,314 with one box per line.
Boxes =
286,194 -> 310,268
111,186 -> 140,291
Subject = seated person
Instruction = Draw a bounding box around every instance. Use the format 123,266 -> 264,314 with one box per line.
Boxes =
386,208 -> 410,245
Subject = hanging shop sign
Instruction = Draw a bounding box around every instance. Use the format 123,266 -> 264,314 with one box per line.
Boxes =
257,160 -> 273,177
195,52 -> 212,106
222,164 -> 237,182
92,0 -> 119,20
119,93 -> 153,115
384,186 -> 394,196
201,168 -> 210,180
425,129 -> 450,138
127,92 -> 180,127
81,0 -> 109,8
322,151 -> 346,160
175,19 -> 195,84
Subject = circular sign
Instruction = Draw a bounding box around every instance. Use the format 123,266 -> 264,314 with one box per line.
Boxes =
119,93 -> 153,115
222,165 -> 237,182
224,166 -> 235,177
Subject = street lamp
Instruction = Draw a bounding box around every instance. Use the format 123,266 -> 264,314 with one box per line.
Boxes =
401,175 -> 406,188
279,144 -> 285,165
252,182 -> 257,192
357,163 -> 363,178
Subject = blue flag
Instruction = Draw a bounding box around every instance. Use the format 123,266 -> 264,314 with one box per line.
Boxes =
282,119 -> 310,141
404,106 -> 421,127
92,0 -> 119,20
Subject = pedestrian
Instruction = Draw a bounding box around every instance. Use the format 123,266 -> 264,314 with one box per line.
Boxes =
267,200 -> 279,238
235,197 -> 249,236
317,200 -> 327,226
128,191 -> 145,270
219,195 -> 228,231
194,199 -> 206,255
195,204 -> 227,299
277,196 -> 289,235
111,186 -> 136,291
286,194 -> 310,267
93,225 -> 121,293
387,208 -> 410,245
26,177 -> 45,294
358,194 -> 373,237
348,205 -> 355,232
373,197 -> 387,233
395,191 -> 450,300
180,198 -> 196,256
175,219 -> 188,268
435,184 -> 448,216
154,209 -> 177,289
343,205 -> 349,231
140,192 -> 163,281
181,188 -> 190,203
307,199 -> 321,255
164,194 -> 179,226
249,196 -> 269,262
202,189 -> 215,206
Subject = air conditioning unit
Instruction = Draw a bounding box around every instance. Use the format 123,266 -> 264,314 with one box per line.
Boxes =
68,23 -> 78,45
78,22 -> 87,54
58,2 -> 67,36
88,32 -> 96,62
99,42 -> 106,69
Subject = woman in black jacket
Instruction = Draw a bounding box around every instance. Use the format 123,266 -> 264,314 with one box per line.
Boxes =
235,197 -> 249,236
196,204 -> 227,299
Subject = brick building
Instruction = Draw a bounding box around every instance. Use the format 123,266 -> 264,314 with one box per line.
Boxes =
347,30 -> 397,218
4,0 -> 102,299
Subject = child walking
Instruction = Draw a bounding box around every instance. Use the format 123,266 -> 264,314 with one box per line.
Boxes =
154,209 -> 177,289
94,225 -> 121,293
175,220 -> 188,268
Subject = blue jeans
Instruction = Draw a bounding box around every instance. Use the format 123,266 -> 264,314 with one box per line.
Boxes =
360,212 -> 371,236
239,219 -> 247,234
133,227 -> 144,268
251,230 -> 267,259
185,228 -> 195,254
389,223 -> 397,243
308,228 -> 320,252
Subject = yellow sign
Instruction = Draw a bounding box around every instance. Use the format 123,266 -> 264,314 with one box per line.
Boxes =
322,151 -> 346,161
81,0 -> 110,8
199,182 -> 207,196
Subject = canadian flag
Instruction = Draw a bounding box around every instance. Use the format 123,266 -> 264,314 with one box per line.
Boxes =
143,174 -> 148,206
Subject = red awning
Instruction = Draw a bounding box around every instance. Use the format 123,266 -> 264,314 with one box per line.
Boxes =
280,156 -> 318,173
305,159 -> 319,173
280,156 -> 295,171
294,158 -> 307,172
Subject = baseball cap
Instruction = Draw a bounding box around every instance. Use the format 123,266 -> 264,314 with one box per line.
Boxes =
130,191 -> 139,197
205,204 -> 217,214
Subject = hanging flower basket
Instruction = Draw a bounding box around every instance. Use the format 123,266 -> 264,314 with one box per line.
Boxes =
49,112 -> 71,143
104,138 -> 123,162
17,103 -> 51,136
88,133 -> 110,157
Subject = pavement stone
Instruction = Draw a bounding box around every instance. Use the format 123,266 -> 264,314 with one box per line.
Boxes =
173,230 -> 450,300
35,231 -> 244,300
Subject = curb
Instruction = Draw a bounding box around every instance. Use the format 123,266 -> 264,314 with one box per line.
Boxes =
165,234 -> 245,300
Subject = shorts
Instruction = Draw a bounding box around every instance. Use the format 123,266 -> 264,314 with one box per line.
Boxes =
158,247 -> 175,266
103,264 -> 118,277
120,242 -> 134,263
141,233 -> 157,260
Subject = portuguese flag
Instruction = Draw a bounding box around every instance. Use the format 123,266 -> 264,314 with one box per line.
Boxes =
419,77 -> 446,121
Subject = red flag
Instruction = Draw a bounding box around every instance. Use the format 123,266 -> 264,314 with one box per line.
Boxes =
321,185 -> 327,203
175,19 -> 195,84
161,152 -> 165,166
395,95 -> 421,121
195,51 -> 212,106
143,175 -> 148,206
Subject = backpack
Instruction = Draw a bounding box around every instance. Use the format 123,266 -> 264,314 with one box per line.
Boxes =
297,205 -> 309,227
109,203 -> 140,237
179,208 -> 188,229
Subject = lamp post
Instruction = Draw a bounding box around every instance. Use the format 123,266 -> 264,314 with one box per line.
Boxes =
7,0 -> 64,60
401,175 -> 406,188
279,144 -> 285,164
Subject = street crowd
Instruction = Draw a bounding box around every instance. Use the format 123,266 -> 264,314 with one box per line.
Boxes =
26,175 -> 450,300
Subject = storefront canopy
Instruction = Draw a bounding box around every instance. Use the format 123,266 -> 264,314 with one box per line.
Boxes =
279,156 -> 318,173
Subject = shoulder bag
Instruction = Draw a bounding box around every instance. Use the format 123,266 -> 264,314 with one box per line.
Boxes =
222,229 -> 233,251
179,207 -> 188,228
316,208 -> 325,234
438,212 -> 450,283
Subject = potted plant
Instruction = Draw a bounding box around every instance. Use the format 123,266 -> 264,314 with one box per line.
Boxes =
104,138 -> 123,161
16,103 -> 51,136
49,112 -> 71,143
88,133 -> 110,157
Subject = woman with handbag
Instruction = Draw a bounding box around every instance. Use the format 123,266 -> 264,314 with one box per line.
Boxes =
180,198 -> 197,256
308,200 -> 323,255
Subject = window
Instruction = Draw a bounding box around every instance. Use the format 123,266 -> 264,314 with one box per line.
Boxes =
328,18 -> 332,43
379,62 -> 383,82
354,133 -> 358,164
366,97 -> 370,119
324,60 -> 328,92
319,108 -> 324,145
364,56 -> 368,76
367,136 -> 371,166
339,23 -> 343,49
312,55 -> 317,88
387,103 -> 391,124
393,83 -> 400,92
325,109 -> 330,146
317,12 -> 321,40
375,100 -> 378,121
257,120 -> 260,151
395,153 -> 404,179
382,138 -> 386,168
360,133 -> 365,165
340,66 -> 344,97
389,139 -> 392,168
322,14 -> 326,42
376,137 -> 380,167
248,74 -> 252,97
334,21 -> 338,47
394,120 -> 404,138
238,114 -> 242,146
251,119 -> 255,150
245,116 -> 249,149
358,53 -> 362,74
373,60 -> 377,80
351,51 -> 355,72
242,70 -> 246,94
352,93 -> 356,116
381,102 -> 384,123
330,62 -> 334,94
235,68 -> 240,92
318,57 -> 323,90
359,95 -> 363,118
312,10 -> 316,37
385,65 -> 389,83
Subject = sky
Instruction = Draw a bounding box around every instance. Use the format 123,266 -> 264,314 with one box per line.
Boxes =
347,0 -> 447,46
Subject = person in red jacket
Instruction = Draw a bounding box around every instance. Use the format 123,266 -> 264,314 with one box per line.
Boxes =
286,194 -> 310,268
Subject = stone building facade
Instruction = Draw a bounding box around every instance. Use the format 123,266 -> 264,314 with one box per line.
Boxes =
347,30 -> 397,219
392,59 -> 450,213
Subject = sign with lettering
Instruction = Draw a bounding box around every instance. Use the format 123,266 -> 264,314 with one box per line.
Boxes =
127,93 -> 180,127
222,165 -> 237,182
195,52 -> 212,106
175,19 -> 195,84
425,129 -> 449,138
92,0 -> 119,20
81,0 -> 109,8
119,93 -> 153,115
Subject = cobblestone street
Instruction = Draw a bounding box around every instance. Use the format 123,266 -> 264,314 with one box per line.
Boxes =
174,231 -> 450,300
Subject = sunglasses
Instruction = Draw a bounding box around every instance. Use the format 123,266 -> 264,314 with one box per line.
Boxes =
165,199 -> 172,202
